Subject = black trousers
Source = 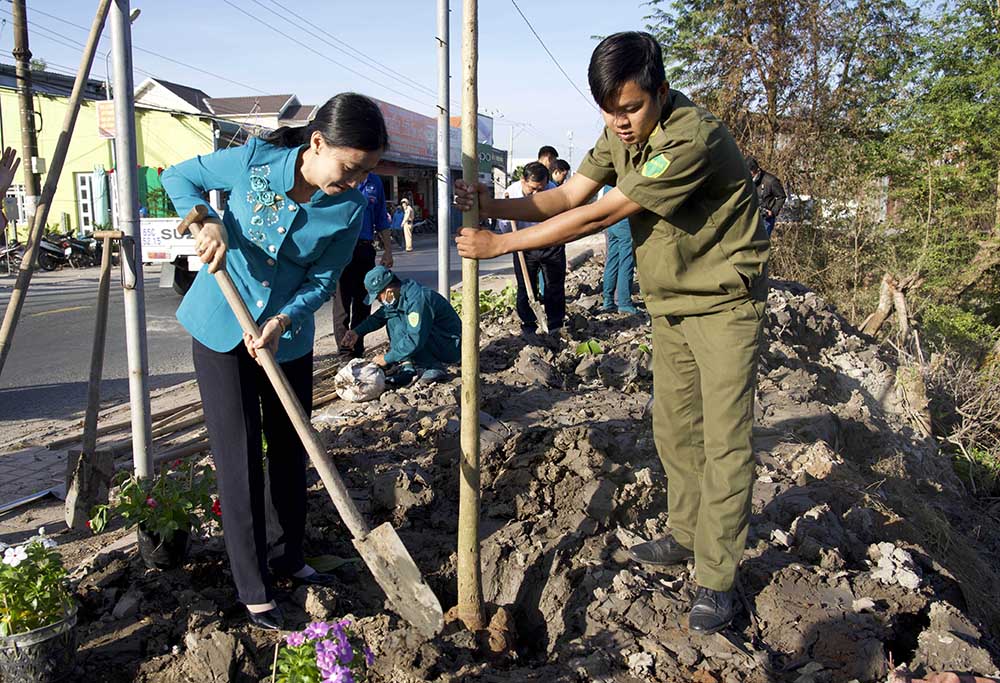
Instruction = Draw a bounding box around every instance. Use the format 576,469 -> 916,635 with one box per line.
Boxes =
513,245 -> 566,331
333,240 -> 376,357
192,339 -> 313,606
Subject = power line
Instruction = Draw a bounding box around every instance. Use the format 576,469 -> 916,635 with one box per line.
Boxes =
509,0 -> 598,113
259,0 -> 453,105
11,6 -> 268,95
219,0 -> 437,112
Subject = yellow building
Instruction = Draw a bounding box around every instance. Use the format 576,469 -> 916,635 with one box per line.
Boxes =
0,66 -> 239,239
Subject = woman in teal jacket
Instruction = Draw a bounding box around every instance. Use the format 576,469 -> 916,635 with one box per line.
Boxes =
162,93 -> 388,631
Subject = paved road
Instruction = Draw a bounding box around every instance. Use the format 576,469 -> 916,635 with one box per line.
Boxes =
0,233 -> 515,430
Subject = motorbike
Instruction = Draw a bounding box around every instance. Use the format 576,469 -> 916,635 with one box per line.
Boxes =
66,233 -> 101,268
0,238 -> 24,273
37,234 -> 73,271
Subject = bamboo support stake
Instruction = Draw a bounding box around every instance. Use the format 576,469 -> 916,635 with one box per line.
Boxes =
64,233 -> 116,529
455,0 -> 485,631
0,0 -> 112,377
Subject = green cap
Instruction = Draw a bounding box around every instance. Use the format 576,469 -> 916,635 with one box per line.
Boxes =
363,265 -> 396,305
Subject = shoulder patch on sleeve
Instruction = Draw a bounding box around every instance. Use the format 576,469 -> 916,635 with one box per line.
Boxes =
407,311 -> 420,328
641,154 -> 671,178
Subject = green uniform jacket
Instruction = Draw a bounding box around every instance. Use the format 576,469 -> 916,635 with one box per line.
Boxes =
353,279 -> 461,365
577,90 -> 769,317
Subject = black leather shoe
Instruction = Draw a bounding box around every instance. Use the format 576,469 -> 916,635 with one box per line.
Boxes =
627,535 -> 694,566
247,605 -> 284,631
688,586 -> 738,634
290,571 -> 337,587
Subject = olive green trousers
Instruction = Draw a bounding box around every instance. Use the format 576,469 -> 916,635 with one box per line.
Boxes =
650,298 -> 764,591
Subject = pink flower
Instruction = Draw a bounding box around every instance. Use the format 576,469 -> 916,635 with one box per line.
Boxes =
146,497 -> 158,508
172,459 -> 183,469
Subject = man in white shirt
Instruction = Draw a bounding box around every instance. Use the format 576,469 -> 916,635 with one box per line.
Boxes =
502,162 -> 566,335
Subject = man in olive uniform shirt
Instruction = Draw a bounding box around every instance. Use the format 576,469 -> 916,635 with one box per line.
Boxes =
454,31 -> 769,634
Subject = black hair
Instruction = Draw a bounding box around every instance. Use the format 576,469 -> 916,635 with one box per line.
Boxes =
263,92 -> 390,151
537,145 -> 559,160
522,161 -> 551,184
588,32 -> 666,110
554,159 -> 571,173
745,156 -> 760,173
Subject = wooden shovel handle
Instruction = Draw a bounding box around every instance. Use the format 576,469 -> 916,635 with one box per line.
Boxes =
507,222 -> 539,301
180,205 -> 370,540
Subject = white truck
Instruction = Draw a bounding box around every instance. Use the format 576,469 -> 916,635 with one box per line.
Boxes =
140,216 -> 203,295
140,193 -> 225,294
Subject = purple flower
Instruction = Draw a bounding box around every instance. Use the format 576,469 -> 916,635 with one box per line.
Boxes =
284,631 -> 306,647
316,650 -> 338,674
322,664 -> 354,683
304,621 -> 332,640
333,637 -> 353,664
363,645 -> 374,666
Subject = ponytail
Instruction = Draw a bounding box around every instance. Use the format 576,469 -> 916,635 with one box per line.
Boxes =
262,93 -> 389,151
263,124 -> 312,148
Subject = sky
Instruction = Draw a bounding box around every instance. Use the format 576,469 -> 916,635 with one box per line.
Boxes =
0,1 -> 654,166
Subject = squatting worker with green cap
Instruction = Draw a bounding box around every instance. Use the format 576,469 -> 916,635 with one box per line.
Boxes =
453,31 -> 768,634
341,265 -> 461,384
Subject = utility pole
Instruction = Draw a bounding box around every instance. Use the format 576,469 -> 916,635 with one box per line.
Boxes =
110,0 -> 153,479
11,0 -> 39,223
436,0 -> 450,297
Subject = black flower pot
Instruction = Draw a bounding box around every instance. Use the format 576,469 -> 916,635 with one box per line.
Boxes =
137,524 -> 190,570
0,606 -> 78,682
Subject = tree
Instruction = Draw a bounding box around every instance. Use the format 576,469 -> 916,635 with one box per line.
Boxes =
28,58 -> 46,72
647,0 -> 919,193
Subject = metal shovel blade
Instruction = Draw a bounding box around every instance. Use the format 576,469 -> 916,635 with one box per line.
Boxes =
530,298 -> 549,334
353,522 -> 444,637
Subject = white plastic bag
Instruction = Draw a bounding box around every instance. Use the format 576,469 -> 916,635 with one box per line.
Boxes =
334,358 -> 386,402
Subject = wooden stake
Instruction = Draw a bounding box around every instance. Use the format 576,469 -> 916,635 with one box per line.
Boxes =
65,234 -> 115,529
455,0 -> 485,631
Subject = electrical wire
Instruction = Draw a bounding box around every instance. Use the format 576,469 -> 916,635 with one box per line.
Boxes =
509,0 -> 598,112
259,0 -> 457,106
12,6 -> 268,95
219,0 -> 437,112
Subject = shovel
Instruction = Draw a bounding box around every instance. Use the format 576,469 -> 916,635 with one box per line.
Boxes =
177,205 -> 443,637
509,222 -> 549,334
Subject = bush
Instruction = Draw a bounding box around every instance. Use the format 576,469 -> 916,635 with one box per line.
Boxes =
919,302 -> 996,357
450,282 -> 516,318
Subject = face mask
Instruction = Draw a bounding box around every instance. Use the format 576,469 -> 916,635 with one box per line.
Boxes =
381,290 -> 397,309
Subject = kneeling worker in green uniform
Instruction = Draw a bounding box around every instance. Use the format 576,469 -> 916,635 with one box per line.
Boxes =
341,265 -> 461,384
453,31 -> 768,634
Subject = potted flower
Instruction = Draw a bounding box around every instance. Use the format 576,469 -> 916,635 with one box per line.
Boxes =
0,529 -> 78,682
89,459 -> 218,569
274,618 -> 374,683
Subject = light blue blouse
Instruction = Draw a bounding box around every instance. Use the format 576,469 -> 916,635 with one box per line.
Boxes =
161,137 -> 365,362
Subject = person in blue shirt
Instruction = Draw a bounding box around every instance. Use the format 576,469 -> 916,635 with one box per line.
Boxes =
599,185 -> 638,313
332,171 -> 393,359
389,201 -> 405,248
341,265 -> 461,385
161,93 -> 388,632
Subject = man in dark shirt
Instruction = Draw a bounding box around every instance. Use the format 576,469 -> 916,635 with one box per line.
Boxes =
333,172 -> 393,358
746,157 -> 786,237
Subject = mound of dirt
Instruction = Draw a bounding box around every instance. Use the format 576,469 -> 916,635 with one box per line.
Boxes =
64,257 -> 1000,682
